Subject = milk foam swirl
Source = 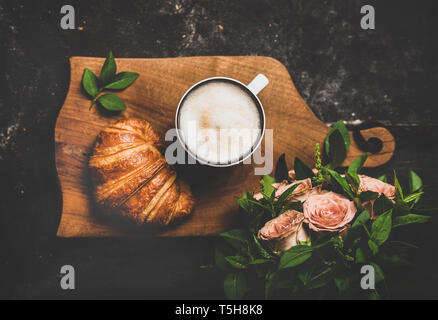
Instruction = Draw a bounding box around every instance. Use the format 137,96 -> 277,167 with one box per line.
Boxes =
178,81 -> 262,164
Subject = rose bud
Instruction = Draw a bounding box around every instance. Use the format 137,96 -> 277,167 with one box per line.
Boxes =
304,192 -> 356,232
254,178 -> 318,202
358,175 -> 396,200
357,175 -> 396,218
254,192 -> 263,201
273,178 -> 313,202
258,210 -> 309,251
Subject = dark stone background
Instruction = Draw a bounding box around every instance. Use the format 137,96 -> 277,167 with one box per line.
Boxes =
0,0 -> 437,299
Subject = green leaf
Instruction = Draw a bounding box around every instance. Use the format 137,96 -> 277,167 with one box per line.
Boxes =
403,191 -> 424,204
326,129 -> 347,168
252,234 -> 274,259
334,274 -> 357,294
274,154 -> 289,182
368,290 -> 381,300
373,194 -> 393,216
82,68 -> 99,98
359,191 -> 379,203
297,270 -> 312,286
249,258 -> 271,265
301,267 -> 336,290
279,245 -> 312,269
276,183 -> 300,208
260,175 -> 276,201
368,239 -> 379,255
219,229 -> 249,253
393,170 -> 404,200
370,263 -> 385,284
406,170 -> 423,205
370,209 -> 392,247
224,272 -> 247,300
100,51 -> 117,85
214,247 -> 229,271
345,171 -> 360,193
325,121 -> 350,168
225,255 -> 248,269
378,174 -> 387,183
327,169 -> 354,199
393,214 -> 431,228
352,210 -> 370,229
394,199 -> 411,216
409,170 -> 423,193
348,153 -> 369,174
104,71 -> 139,90
355,248 -> 367,263
247,199 -> 273,214
294,157 -> 315,180
235,190 -> 254,214
97,94 -> 126,111
325,121 -> 350,154
264,271 -> 277,299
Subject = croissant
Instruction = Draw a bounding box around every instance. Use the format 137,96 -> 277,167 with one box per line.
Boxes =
89,118 -> 195,227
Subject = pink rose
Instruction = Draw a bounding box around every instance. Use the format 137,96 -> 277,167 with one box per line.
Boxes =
273,178 -> 312,201
304,192 -> 357,232
258,210 -> 308,251
253,192 -> 264,201
358,175 -> 395,200
254,178 -> 320,202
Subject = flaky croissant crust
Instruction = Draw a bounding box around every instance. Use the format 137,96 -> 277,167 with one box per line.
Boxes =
89,118 -> 194,227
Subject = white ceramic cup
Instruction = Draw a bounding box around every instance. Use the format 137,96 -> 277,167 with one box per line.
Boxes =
175,74 -> 269,167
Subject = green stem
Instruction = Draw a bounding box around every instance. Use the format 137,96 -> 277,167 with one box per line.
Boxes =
89,89 -> 104,110
313,238 -> 334,250
362,224 -> 371,237
389,240 -> 419,249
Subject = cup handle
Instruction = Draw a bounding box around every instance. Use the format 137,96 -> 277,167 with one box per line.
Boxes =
247,74 -> 269,95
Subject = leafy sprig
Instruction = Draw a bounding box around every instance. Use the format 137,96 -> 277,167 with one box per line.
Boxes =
214,120 -> 432,300
82,51 -> 139,111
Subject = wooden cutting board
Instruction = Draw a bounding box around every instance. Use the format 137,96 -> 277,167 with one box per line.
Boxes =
55,56 -> 395,238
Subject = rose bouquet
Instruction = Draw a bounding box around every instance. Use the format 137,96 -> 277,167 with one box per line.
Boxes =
214,121 -> 431,300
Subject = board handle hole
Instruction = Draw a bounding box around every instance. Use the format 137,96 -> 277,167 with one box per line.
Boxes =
351,121 -> 385,154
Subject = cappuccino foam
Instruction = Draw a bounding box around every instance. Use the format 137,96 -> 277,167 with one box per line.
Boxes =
178,81 -> 262,165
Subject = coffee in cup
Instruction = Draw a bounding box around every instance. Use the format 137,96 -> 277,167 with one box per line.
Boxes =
176,75 -> 268,167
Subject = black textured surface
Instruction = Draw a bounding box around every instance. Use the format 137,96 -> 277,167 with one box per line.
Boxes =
0,0 -> 437,299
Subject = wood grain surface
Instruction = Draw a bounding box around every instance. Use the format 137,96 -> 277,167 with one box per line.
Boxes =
55,56 -> 395,238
